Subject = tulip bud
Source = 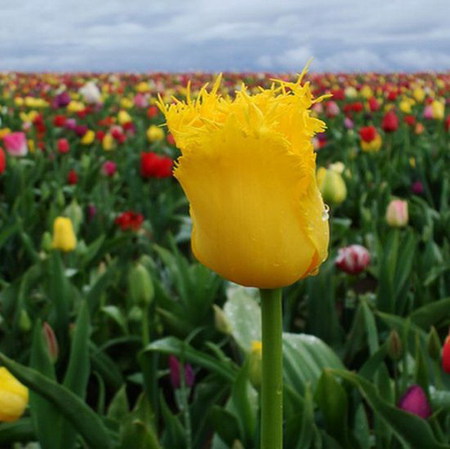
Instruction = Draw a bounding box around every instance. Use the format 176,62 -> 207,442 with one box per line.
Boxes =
0,367 -> 29,422
317,166 -> 347,206
335,244 -> 370,275
248,341 -> 262,389
387,330 -> 403,361
41,231 -> 53,252
42,322 -> 59,363
398,385 -> 431,419
169,355 -> 195,390
51,217 -> 77,252
386,199 -> 408,227
427,326 -> 441,361
213,304 -> 232,335
128,305 -> 143,323
382,110 -> 399,133
128,263 -> 154,306
18,309 -> 32,333
442,335 -> 450,374
64,200 -> 83,233
146,125 -> 164,142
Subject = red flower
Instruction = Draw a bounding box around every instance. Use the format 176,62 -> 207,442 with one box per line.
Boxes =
166,133 -> 176,146
67,169 -> 78,185
443,335 -> 450,374
0,147 -> 6,174
368,97 -> 380,112
359,126 -> 377,143
445,116 -> 450,132
57,138 -> 70,154
404,115 -> 416,127
382,110 -> 399,133
53,115 -> 67,127
140,152 -> 173,178
335,244 -> 370,275
115,211 -> 144,231
147,105 -> 159,118
96,130 -> 106,142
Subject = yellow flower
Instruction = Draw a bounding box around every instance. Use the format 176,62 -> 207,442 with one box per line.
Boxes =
118,110 -> 132,125
413,87 -> 425,103
0,367 -> 28,422
317,166 -> 347,205
51,217 -> 77,252
146,125 -> 164,142
360,85 -> 373,99
0,128 -> 11,139
102,133 -> 116,151
81,130 -> 95,145
120,97 -> 133,109
159,69 -> 329,288
136,81 -> 150,93
431,100 -> 445,120
67,101 -> 85,113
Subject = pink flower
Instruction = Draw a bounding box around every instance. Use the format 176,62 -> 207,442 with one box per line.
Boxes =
398,385 -> 431,419
326,101 -> 340,117
335,244 -> 370,275
134,93 -> 148,108
3,132 -> 28,157
102,160 -> 117,177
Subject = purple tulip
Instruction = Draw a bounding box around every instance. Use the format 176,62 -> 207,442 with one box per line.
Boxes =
169,355 -> 195,389
53,91 -> 71,108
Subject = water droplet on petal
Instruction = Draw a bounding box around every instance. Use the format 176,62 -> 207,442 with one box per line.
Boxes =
322,204 -> 330,221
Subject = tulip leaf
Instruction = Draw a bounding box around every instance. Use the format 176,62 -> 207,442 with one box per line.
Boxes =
145,336 -> 238,381
224,286 -> 261,352
210,406 -> 241,447
0,419 -> 35,445
0,353 -> 114,449
410,297 -> 450,329
331,369 -> 449,449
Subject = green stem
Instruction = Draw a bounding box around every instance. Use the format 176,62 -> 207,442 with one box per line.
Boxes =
260,288 -> 283,449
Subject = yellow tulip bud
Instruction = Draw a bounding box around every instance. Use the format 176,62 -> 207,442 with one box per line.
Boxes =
51,217 -> 77,252
248,341 -> 262,389
159,71 -> 329,288
385,199 -> 408,227
317,166 -> 347,205
146,125 -> 164,142
0,367 -> 29,422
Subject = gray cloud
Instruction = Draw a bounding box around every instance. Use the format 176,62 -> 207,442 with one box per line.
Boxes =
0,0 -> 449,72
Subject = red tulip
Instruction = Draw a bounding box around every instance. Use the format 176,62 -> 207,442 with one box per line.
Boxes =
57,138 -> 70,154
382,110 -> 399,133
442,335 -> 450,374
335,244 -> 370,275
67,169 -> 78,185
0,147 -> 6,174
140,152 -> 173,178
115,211 -> 144,231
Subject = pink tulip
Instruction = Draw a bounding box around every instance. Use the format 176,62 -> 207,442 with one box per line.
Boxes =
3,132 -> 28,157
398,385 -> 431,419
101,160 -> 117,177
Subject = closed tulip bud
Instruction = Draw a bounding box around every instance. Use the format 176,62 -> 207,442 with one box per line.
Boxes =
159,70 -> 329,288
41,231 -> 53,252
118,110 -> 132,125
81,129 -> 95,145
128,263 -> 154,306
387,330 -> 403,360
0,367 -> 29,422
398,385 -> 431,419
442,335 -> 450,373
64,200 -> 83,233
43,322 -> 59,363
386,199 -> 408,227
128,305 -> 143,323
335,244 -> 370,275
51,217 -> 77,252
248,341 -> 262,389
18,309 -> 32,333
102,133 -> 116,151
213,304 -> 232,335
317,166 -> 347,205
169,355 -> 195,390
427,326 -> 441,361
431,100 -> 445,120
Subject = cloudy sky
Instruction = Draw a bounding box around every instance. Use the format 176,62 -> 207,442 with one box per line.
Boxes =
1,0 -> 449,73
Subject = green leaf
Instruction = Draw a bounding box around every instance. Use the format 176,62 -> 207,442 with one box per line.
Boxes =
145,336 -> 238,382
224,286 -> 261,352
315,370 -> 352,448
107,386 -> 130,422
410,297 -> 450,329
210,406 -> 241,447
332,369 -> 448,449
0,419 -> 35,445
0,353 -> 114,449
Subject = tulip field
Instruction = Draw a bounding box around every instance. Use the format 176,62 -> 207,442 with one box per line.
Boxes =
0,70 -> 450,449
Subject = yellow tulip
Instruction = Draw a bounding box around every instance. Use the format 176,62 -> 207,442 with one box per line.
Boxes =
102,133 -> 116,151
51,217 -> 77,252
81,130 -> 95,145
159,71 -> 329,288
431,100 -> 445,120
146,125 -> 164,142
118,110 -> 132,124
67,101 -> 85,113
0,367 -> 28,422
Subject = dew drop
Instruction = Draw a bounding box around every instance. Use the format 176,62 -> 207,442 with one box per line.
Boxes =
322,204 -> 330,221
